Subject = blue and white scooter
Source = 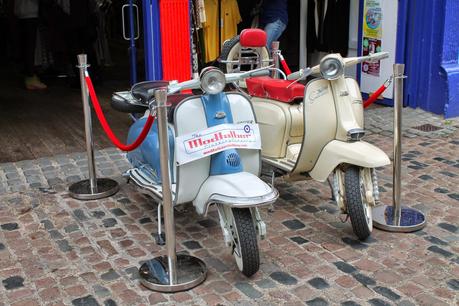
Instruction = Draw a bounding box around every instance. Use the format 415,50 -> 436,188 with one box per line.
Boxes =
111,67 -> 278,277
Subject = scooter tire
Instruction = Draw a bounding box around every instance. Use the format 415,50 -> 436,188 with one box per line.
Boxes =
232,208 -> 260,277
344,166 -> 372,240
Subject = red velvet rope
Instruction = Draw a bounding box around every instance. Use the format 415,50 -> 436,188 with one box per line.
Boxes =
363,83 -> 388,108
279,54 -> 292,75
85,74 -> 155,151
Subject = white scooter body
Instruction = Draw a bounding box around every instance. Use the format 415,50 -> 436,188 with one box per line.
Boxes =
116,68 -> 278,277
173,93 -> 275,214
255,77 -> 389,179
248,53 -> 391,240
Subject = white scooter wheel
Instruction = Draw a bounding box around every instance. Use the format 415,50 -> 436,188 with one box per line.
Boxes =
230,208 -> 260,277
220,36 -> 270,74
344,166 -> 373,240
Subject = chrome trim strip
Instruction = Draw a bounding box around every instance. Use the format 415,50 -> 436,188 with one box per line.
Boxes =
204,186 -> 279,211
127,168 -> 177,203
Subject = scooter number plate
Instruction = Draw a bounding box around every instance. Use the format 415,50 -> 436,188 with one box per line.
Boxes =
175,123 -> 261,165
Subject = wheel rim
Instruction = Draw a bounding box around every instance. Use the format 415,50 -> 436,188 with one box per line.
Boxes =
362,199 -> 373,230
230,214 -> 244,271
360,169 -> 373,231
225,42 -> 241,73
225,43 -> 270,73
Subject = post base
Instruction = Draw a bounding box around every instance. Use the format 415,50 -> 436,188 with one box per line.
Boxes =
372,205 -> 426,232
139,254 -> 207,292
69,178 -> 119,200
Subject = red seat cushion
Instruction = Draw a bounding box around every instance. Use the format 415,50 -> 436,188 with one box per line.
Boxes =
240,29 -> 267,48
246,77 -> 305,103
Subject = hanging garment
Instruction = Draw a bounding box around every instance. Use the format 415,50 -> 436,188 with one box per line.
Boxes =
307,0 -> 327,53
322,0 -> 350,56
307,0 -> 350,56
236,0 -> 259,32
203,0 -> 241,62
197,0 -> 206,24
278,0 -> 301,71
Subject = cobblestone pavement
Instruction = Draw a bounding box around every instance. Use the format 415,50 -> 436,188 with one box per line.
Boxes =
0,107 -> 458,306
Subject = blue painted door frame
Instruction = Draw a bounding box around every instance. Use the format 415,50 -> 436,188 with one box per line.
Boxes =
142,0 -> 162,80
400,0 -> 459,118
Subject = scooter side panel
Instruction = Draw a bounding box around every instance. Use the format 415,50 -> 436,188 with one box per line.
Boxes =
309,140 -> 391,182
127,118 -> 175,183
292,79 -> 337,174
251,97 -> 290,158
226,93 -> 261,176
174,97 -> 211,204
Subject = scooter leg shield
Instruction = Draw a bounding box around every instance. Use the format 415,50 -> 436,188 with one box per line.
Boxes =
309,140 -> 390,182
192,172 -> 279,215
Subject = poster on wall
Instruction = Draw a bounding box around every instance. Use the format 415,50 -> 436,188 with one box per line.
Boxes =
362,0 -> 383,76
363,0 -> 383,38
362,38 -> 382,76
360,0 -> 397,100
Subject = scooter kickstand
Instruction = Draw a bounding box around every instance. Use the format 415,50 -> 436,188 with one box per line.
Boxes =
153,203 -> 166,246
268,171 -> 275,213
327,177 -> 335,201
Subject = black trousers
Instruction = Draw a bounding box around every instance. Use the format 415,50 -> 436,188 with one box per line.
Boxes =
15,18 -> 39,77
65,26 -> 100,79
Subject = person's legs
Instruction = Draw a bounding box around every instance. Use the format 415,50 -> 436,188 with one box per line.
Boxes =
264,19 -> 287,51
21,18 -> 47,89
22,18 -> 38,77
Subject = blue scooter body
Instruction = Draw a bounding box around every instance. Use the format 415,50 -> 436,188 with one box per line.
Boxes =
126,118 -> 175,183
126,92 -> 244,183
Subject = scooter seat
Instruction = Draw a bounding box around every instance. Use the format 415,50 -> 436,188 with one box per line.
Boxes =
111,91 -> 191,122
131,80 -> 170,104
240,29 -> 267,48
246,77 -> 305,103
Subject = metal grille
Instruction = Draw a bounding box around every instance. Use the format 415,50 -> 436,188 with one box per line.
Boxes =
226,153 -> 241,167
412,124 -> 443,132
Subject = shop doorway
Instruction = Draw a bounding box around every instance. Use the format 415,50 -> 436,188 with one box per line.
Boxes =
0,1 -> 140,163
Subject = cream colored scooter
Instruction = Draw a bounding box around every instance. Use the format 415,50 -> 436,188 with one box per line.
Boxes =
245,52 -> 390,240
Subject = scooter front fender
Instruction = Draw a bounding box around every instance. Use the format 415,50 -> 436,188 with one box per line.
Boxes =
309,140 -> 390,182
193,172 -> 278,215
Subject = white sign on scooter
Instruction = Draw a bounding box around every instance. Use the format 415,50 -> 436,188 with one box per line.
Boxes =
175,123 -> 261,165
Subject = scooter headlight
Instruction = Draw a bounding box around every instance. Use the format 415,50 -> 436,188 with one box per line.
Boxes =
200,67 -> 226,94
320,55 -> 344,80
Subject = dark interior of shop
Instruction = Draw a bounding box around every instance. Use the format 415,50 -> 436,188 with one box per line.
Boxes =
0,0 -> 133,163
0,0 -> 353,163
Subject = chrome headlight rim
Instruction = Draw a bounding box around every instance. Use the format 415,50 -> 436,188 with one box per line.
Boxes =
320,55 -> 345,80
200,67 -> 226,94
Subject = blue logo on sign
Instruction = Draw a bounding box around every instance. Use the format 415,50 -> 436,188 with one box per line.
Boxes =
244,125 -> 251,133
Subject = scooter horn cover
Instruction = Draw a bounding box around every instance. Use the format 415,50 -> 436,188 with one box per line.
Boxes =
240,29 -> 267,48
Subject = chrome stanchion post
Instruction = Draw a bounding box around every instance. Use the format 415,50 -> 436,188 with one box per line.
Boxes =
393,64 -> 403,226
139,88 -> 207,292
271,41 -> 280,79
372,64 -> 426,232
69,54 -> 119,200
156,88 -> 177,284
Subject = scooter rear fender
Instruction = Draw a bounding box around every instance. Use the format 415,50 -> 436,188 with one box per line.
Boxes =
309,140 -> 390,182
193,172 -> 278,216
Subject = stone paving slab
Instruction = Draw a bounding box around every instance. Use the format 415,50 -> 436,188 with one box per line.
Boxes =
0,107 -> 458,305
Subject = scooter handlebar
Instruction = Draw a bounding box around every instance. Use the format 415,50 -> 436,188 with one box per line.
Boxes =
344,52 -> 389,67
286,68 -> 313,80
168,67 -> 272,93
167,79 -> 201,94
287,52 -> 389,81
242,68 -> 272,78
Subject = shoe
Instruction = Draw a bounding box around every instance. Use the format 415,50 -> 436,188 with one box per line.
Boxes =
25,75 -> 47,90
